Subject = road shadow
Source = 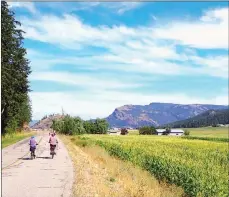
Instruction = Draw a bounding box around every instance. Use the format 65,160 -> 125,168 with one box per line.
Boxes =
36,156 -> 52,159
18,157 -> 31,160
18,156 -> 51,160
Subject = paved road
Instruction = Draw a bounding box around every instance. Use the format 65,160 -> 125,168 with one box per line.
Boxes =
2,131 -> 74,197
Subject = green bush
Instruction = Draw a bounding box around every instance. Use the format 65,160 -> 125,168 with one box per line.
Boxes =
184,130 -> 190,136
121,128 -> 128,135
51,116 -> 109,135
139,126 -> 157,135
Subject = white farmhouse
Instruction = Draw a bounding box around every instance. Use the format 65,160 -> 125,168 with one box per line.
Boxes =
156,129 -> 184,136
109,130 -> 121,135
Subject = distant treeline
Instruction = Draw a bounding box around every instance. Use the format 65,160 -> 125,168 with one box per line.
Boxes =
51,115 -> 109,135
165,109 -> 229,128
1,2 -> 32,135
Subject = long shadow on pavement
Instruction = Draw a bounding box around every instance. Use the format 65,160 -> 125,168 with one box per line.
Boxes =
36,156 -> 52,159
18,156 -> 52,160
18,157 -> 31,160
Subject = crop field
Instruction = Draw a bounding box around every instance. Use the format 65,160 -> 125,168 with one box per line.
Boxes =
185,127 -> 228,138
128,127 -> 228,138
77,134 -> 228,197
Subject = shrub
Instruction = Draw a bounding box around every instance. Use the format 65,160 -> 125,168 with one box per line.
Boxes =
162,128 -> 171,135
139,126 -> 157,135
184,130 -> 190,136
121,128 -> 128,135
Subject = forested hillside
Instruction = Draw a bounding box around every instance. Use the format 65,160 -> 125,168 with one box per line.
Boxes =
165,109 -> 229,128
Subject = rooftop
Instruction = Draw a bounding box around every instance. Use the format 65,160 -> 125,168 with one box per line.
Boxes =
156,129 -> 184,133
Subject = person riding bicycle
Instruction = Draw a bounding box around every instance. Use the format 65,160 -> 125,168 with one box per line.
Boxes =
49,133 -> 58,155
29,136 -> 38,157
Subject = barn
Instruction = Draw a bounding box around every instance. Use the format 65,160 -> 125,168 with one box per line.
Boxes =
156,129 -> 184,136
109,130 -> 121,135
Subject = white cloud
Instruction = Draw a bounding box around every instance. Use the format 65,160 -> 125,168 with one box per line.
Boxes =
29,71 -> 142,89
27,48 -> 228,78
29,90 -> 228,120
21,7 -> 228,49
8,2 -> 36,14
19,5 -> 228,119
20,7 -> 228,79
77,2 -> 142,14
154,7 -> 228,49
115,2 -> 142,14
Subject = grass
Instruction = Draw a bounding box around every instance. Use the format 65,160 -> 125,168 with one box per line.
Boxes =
78,134 -> 228,197
128,129 -> 139,135
128,127 -> 228,138
61,135 -> 184,197
186,127 -> 228,138
2,131 -> 35,148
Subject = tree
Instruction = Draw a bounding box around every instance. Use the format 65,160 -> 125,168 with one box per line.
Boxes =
51,116 -> 109,135
94,119 -> 109,134
162,127 -> 171,135
72,117 -> 85,135
139,126 -> 157,135
1,1 -> 32,135
83,120 -> 96,134
121,128 -> 128,135
184,129 -> 190,136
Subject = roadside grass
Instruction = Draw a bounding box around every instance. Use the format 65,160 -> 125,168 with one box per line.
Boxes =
61,135 -> 184,197
2,131 -> 35,148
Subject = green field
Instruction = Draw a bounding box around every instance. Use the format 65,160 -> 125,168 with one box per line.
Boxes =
74,134 -> 228,197
2,132 -> 34,148
128,127 -> 228,138
186,127 -> 228,138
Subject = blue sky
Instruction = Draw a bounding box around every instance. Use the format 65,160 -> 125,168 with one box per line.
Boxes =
8,2 -> 228,120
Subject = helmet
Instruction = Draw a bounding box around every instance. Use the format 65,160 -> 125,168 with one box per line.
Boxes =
31,136 -> 35,138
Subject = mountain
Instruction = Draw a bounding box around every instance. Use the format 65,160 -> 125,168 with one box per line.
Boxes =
31,114 -> 63,130
164,109 -> 229,128
106,103 -> 227,128
29,120 -> 39,127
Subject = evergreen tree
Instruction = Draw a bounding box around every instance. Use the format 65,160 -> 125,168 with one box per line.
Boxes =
1,1 -> 32,135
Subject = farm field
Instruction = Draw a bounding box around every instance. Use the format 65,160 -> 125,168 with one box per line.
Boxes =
76,134 -> 228,197
62,135 -> 184,197
128,127 -> 228,138
185,127 -> 228,138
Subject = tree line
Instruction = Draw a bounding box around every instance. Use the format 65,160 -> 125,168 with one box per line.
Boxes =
1,1 -> 32,135
51,115 -> 109,135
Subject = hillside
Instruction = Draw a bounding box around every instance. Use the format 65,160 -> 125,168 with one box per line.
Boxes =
164,109 -> 229,128
106,103 -> 227,128
31,114 -> 63,130
29,120 -> 39,127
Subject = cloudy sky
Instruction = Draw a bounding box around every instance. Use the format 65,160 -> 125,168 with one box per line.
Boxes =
8,2 -> 228,120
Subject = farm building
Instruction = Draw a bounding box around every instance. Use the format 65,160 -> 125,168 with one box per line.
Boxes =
108,129 -> 121,135
111,127 -> 121,130
156,129 -> 184,136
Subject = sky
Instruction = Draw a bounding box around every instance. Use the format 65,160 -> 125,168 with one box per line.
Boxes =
8,2 -> 228,120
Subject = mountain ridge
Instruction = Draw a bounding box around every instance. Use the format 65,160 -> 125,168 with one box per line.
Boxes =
106,102 -> 228,128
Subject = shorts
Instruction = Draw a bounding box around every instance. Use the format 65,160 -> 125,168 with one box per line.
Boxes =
50,144 -> 56,151
30,146 -> 36,152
